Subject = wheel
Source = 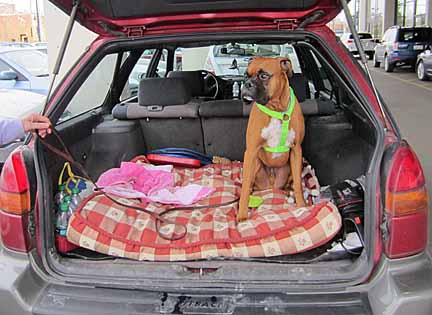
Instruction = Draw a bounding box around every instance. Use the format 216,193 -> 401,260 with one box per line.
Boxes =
373,53 -> 380,67
384,55 -> 394,72
417,61 -> 428,81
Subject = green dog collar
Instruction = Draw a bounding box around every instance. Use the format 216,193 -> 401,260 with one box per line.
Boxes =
256,87 -> 296,153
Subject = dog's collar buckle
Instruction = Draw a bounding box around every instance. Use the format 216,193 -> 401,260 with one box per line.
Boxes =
256,87 -> 296,154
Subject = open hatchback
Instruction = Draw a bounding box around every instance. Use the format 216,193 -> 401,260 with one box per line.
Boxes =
0,1 -> 430,314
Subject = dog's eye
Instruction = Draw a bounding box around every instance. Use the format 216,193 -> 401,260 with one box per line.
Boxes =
258,72 -> 271,80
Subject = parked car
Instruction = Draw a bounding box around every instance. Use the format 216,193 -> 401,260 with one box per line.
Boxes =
204,44 -> 301,76
32,42 -> 48,54
0,41 -> 34,49
373,26 -> 432,72
0,89 -> 45,168
0,48 -> 49,94
340,32 -> 376,59
0,0 -> 430,314
416,46 -> 432,81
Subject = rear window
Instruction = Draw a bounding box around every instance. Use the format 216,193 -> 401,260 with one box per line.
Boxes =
398,29 -> 431,42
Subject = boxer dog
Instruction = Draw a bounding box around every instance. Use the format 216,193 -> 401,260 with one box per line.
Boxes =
237,57 -> 306,222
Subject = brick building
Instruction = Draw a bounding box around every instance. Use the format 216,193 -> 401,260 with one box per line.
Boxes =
0,3 -> 40,42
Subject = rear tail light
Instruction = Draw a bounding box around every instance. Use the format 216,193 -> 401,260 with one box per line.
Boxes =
392,42 -> 399,50
0,149 -> 32,252
384,143 -> 429,259
347,39 -> 353,43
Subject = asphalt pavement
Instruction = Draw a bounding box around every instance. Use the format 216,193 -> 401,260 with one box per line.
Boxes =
368,62 -> 432,242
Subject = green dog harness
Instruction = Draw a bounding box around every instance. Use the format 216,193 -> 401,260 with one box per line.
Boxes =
256,87 -> 296,153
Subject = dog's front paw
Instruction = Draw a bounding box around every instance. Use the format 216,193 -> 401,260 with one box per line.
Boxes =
237,212 -> 248,222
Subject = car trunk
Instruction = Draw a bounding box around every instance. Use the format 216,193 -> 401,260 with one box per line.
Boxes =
32,30 -> 383,291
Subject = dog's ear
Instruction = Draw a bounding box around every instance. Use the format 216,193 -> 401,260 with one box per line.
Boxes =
279,58 -> 293,78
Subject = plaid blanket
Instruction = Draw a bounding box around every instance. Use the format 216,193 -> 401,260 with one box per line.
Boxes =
66,162 -> 341,261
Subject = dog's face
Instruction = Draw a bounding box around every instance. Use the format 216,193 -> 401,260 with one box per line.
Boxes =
241,57 -> 293,106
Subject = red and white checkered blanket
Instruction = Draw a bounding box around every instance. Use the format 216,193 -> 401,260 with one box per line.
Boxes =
66,162 -> 341,261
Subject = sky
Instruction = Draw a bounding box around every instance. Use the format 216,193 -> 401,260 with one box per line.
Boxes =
1,0 -> 44,14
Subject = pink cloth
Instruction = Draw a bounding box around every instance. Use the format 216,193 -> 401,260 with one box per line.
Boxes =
96,162 -> 214,206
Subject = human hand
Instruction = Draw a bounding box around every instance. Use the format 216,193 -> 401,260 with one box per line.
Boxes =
21,113 -> 52,138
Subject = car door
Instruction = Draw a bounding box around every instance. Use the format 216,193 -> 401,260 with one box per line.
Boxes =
375,30 -> 388,61
423,48 -> 432,76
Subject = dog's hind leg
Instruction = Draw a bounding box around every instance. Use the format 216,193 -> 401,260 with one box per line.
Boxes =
290,144 -> 306,207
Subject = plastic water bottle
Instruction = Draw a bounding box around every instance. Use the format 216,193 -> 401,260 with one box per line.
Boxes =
70,187 -> 83,210
56,202 -> 70,236
233,81 -> 240,98
54,184 -> 67,207
63,195 -> 74,217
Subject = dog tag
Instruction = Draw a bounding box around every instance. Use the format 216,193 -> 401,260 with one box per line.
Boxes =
248,195 -> 263,208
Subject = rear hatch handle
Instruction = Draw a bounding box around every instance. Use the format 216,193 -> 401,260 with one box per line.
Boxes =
340,0 -> 389,130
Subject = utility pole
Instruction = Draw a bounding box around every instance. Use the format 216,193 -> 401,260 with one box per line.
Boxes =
35,0 -> 42,41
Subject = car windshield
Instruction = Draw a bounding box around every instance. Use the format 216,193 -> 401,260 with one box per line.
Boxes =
2,49 -> 49,77
213,44 -> 281,57
398,29 -> 431,42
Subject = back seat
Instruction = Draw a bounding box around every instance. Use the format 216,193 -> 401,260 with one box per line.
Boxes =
112,74 -> 335,160
113,77 -> 204,152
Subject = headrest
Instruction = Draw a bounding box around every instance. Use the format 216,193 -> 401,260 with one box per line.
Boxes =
167,71 -> 204,97
289,73 -> 307,103
139,78 -> 191,106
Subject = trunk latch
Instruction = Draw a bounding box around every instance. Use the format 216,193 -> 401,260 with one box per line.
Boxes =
125,26 -> 147,37
274,19 -> 297,30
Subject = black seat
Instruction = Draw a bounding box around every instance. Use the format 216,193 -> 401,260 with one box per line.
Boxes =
167,71 -> 205,97
112,77 -> 204,153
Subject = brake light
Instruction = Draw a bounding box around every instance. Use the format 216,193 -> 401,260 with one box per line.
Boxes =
347,39 -> 353,43
392,42 -> 399,50
0,149 -> 32,252
384,143 -> 429,259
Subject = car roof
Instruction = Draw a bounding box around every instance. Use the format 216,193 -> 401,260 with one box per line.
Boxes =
0,47 -> 42,54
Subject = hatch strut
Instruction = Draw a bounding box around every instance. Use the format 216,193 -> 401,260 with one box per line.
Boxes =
340,0 -> 389,130
43,0 -> 80,114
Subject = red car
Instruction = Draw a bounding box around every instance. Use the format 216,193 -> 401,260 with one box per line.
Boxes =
0,0 -> 430,314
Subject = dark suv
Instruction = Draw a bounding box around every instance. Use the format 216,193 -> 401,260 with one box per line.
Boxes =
373,26 -> 432,72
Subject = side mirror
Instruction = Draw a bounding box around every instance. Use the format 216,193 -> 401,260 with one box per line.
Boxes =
0,70 -> 18,80
374,39 -> 381,44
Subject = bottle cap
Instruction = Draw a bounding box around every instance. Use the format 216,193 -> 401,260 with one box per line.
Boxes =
60,203 -> 69,212
58,184 -> 66,191
72,187 -> 80,195
64,195 -> 71,203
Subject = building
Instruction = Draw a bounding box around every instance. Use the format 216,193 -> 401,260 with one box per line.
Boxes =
354,0 -> 432,37
0,2 -> 44,42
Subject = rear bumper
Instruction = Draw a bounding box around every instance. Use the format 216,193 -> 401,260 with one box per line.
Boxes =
1,248 -> 432,314
389,53 -> 418,65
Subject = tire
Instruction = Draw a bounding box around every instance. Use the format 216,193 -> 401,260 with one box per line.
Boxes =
384,55 -> 394,72
417,61 -> 428,81
373,53 -> 380,67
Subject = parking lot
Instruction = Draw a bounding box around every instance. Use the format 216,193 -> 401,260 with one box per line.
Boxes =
368,61 -> 432,242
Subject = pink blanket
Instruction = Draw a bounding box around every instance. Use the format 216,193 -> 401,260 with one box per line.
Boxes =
96,162 -> 214,205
